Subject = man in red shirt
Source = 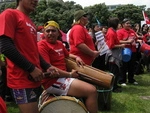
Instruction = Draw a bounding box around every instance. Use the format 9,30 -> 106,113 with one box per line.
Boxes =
38,20 -> 98,113
0,0 -> 58,113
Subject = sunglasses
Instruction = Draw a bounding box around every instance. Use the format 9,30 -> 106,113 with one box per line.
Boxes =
125,22 -> 131,24
83,14 -> 89,18
83,14 -> 88,18
46,29 -> 57,33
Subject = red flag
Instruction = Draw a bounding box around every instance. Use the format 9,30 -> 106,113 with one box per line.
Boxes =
142,11 -> 150,24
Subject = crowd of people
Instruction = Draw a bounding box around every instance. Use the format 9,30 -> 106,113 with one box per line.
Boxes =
0,0 -> 150,113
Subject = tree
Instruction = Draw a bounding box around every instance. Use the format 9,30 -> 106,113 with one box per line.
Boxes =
30,0 -> 83,32
111,4 -> 144,25
0,1 -> 147,32
0,2 -> 16,13
84,3 -> 110,27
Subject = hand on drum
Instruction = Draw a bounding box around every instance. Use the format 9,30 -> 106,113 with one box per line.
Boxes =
70,69 -> 79,78
75,57 -> 85,67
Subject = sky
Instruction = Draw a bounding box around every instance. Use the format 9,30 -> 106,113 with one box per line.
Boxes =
63,0 -> 150,9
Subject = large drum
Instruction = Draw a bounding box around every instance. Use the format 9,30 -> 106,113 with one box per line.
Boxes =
38,91 -> 88,113
65,58 -> 114,88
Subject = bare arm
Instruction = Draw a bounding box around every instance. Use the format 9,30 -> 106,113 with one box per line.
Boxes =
77,43 -> 100,58
46,66 -> 78,78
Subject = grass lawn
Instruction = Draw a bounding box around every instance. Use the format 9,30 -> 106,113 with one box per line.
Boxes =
7,72 -> 150,113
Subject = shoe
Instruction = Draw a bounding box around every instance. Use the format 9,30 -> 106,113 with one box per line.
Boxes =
120,83 -> 127,86
133,81 -> 138,85
129,81 -> 138,85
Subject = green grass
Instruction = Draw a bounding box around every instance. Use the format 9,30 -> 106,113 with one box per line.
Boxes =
7,73 -> 150,113
7,102 -> 19,113
100,73 -> 150,113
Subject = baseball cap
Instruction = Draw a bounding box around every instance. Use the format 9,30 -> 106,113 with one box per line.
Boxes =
74,10 -> 88,21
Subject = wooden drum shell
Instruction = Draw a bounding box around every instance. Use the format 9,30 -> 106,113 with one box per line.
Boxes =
65,58 -> 114,88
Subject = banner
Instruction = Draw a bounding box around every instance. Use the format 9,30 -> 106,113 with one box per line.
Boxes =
95,16 -> 101,26
142,11 -> 150,24
95,31 -> 109,56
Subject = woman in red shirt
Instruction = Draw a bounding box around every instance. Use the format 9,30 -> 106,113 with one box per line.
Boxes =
117,18 -> 139,86
69,10 -> 100,65
105,17 -> 125,92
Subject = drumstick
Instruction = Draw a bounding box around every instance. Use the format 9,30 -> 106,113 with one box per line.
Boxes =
98,43 -> 106,52
28,72 -> 51,81
43,72 -> 51,78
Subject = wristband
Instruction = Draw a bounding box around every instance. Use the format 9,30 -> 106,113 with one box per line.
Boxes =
69,72 -> 72,78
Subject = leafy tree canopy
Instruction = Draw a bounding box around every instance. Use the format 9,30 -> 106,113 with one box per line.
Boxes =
0,0 -> 149,32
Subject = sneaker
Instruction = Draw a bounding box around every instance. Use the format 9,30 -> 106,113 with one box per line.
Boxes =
131,81 -> 138,85
120,83 -> 127,86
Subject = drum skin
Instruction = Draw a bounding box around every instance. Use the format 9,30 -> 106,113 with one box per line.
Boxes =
38,91 -> 88,113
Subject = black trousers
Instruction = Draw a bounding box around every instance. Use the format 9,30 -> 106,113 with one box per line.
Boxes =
92,54 -> 106,71
119,52 -> 136,83
108,63 -> 120,89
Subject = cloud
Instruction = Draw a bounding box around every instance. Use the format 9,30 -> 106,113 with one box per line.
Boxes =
64,0 -> 150,8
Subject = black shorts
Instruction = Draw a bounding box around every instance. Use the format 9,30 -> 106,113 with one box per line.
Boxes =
10,86 -> 43,104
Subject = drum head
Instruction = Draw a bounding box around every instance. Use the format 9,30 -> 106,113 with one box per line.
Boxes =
39,96 -> 88,113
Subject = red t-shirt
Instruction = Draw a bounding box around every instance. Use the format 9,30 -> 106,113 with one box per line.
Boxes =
143,33 -> 150,43
38,40 -> 69,89
106,28 -> 120,49
69,25 -> 95,65
0,9 -> 41,88
0,97 -> 7,113
117,28 -> 137,52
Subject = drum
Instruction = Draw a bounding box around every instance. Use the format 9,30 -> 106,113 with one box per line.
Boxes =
38,91 -> 88,113
122,48 -> 132,62
65,58 -> 114,88
140,43 -> 150,56
97,87 -> 112,111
